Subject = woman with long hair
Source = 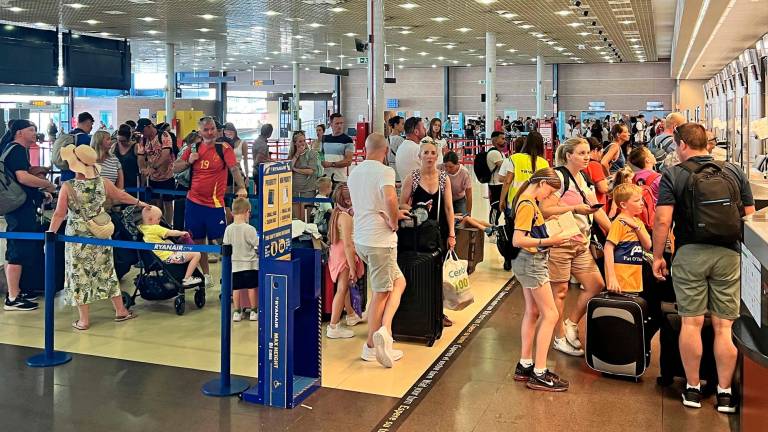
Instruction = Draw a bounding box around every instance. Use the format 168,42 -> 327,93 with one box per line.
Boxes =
499,131 -> 550,213
114,124 -> 139,192
540,138 -> 612,356
91,130 -> 123,189
601,123 -> 630,174
326,184 -> 366,339
289,130 -> 320,218
426,118 -> 448,155
223,122 -> 249,181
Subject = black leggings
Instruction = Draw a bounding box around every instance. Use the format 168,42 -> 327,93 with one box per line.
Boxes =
488,184 -> 503,225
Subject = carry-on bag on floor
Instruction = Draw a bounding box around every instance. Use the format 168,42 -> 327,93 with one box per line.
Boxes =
586,292 -> 651,379
321,263 -> 334,321
455,226 -> 484,274
657,303 -> 719,394
393,249 -> 443,346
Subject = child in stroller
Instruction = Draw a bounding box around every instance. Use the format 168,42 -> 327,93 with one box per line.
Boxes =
140,205 -> 203,286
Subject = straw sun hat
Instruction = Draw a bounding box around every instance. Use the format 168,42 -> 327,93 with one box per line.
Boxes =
60,144 -> 100,179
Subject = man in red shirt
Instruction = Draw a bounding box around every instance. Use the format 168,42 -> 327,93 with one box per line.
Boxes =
174,117 -> 247,282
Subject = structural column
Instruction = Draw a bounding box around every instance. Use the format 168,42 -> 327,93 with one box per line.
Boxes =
485,32 -> 496,130
165,43 -> 175,127
536,55 -> 544,119
292,62 -> 301,131
367,0 -> 385,133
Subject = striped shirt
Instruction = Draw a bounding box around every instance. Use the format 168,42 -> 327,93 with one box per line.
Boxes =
99,155 -> 122,185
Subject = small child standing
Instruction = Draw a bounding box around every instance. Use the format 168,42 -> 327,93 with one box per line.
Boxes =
509,168 -> 570,392
604,183 -> 652,294
608,166 -> 635,218
139,206 -> 202,286
313,177 -> 333,227
223,197 -> 259,322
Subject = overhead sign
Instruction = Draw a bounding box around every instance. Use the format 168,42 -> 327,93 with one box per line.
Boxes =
357,57 -> 369,65
646,101 -> 664,111
386,98 -> 399,109
588,101 -> 606,111
252,80 -> 275,87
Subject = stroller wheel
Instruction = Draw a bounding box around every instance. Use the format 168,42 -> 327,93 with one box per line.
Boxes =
194,289 -> 206,309
121,291 -> 134,309
174,296 -> 186,315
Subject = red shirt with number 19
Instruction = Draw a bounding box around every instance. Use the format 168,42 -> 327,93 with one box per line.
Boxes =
181,142 -> 237,208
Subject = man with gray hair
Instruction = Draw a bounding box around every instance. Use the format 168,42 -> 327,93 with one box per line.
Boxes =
649,112 -> 686,162
252,123 -> 273,170
348,133 -> 410,368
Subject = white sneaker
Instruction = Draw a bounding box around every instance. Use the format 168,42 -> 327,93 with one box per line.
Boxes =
204,274 -> 213,288
346,313 -> 364,327
232,311 -> 242,322
361,343 -> 403,362
326,323 -> 354,339
564,320 -> 582,349
553,337 -> 584,357
373,326 -> 395,368
182,276 -> 202,286
249,310 -> 258,321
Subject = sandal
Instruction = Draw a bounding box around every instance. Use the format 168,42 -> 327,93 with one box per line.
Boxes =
114,311 -> 138,322
443,315 -> 453,327
72,320 -> 89,331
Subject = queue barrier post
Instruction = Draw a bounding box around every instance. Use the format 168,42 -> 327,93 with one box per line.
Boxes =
202,244 -> 251,397
26,231 -> 72,368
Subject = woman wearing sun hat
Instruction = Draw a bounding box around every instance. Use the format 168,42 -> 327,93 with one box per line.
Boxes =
48,144 -> 148,330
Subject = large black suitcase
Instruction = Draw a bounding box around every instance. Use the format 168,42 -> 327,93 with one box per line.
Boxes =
586,292 -> 651,379
392,249 -> 443,347
657,303 -> 719,394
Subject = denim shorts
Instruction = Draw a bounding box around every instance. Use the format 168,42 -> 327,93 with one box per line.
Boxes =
511,250 -> 550,289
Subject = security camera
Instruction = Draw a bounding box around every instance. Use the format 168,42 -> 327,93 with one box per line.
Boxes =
573,0 -> 582,6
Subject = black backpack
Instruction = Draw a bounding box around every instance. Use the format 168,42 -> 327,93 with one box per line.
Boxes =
473,148 -> 500,184
680,160 -> 743,245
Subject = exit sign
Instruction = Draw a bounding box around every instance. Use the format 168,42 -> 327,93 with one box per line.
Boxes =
251,80 -> 275,86
357,57 -> 369,65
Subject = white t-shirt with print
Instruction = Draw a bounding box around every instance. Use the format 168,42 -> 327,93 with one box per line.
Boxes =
486,148 -> 504,185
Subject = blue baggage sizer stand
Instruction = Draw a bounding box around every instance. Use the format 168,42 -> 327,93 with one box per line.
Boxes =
241,162 -> 322,408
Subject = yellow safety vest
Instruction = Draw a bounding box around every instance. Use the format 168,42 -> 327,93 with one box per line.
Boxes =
506,153 -> 550,204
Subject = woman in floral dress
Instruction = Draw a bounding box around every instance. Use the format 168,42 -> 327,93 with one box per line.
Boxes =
48,144 -> 148,330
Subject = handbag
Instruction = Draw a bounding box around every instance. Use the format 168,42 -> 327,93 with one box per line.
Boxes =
442,251 -> 474,311
66,181 -> 115,239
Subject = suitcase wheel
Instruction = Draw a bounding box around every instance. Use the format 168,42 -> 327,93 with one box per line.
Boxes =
427,338 -> 435,347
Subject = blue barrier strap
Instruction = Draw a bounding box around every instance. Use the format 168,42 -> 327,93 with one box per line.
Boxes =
292,197 -> 333,204
125,187 -> 330,203
56,234 -> 222,254
0,232 -> 45,241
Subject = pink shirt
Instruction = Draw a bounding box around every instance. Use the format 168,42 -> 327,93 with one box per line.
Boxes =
447,166 -> 471,200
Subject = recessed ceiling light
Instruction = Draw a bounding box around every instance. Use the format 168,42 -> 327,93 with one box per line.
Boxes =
7,7 -> 26,12
397,57 -> 408,61
400,30 -> 413,34
144,30 -> 161,35
554,47 -> 566,51
436,56 -> 445,60
456,28 -> 472,33
563,52 -> 573,56
418,51 -> 429,56
284,18 -> 304,22
264,57 -> 272,60
555,10 -> 572,16
568,23 -> 583,27
546,41 -> 557,45
507,48 -> 518,52
627,38 -> 640,42
197,14 -> 218,20
294,35 -> 304,39
431,17 -> 449,22
82,19 -> 101,25
578,32 -> 590,36
466,63 -> 472,67
99,32 -> 112,37
620,20 -> 635,25
431,64 -> 437,68
65,3 -> 88,9
196,38 -> 208,42
496,43 -> 505,47
338,54 -> 347,58
309,23 -> 325,28
398,46 -> 409,51
399,3 -> 420,9
253,26 -> 264,30
326,42 -> 337,46
530,58 -> 537,61
33,22 -> 48,27
138,17 -> 157,22
103,11 -> 125,15
199,28 -> 212,33
263,10 -> 281,16
424,38 -> 435,43
344,33 -> 357,37
475,0 -> 498,4
445,45 -> 456,49
518,24 -> 533,29
329,7 -> 347,12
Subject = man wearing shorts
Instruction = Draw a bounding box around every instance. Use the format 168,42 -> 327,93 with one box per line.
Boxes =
173,117 -> 247,287
348,133 -> 409,368
652,123 -> 754,413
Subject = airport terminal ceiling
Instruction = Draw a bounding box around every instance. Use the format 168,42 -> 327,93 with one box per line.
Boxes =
0,0 -> 664,74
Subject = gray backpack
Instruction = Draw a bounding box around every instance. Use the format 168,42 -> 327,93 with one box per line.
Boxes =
0,144 -> 28,215
51,132 -> 87,170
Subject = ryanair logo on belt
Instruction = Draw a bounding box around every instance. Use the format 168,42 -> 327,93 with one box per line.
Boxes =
153,243 -> 186,252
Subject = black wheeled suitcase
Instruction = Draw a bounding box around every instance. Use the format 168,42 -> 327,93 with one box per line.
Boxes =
657,303 -> 719,394
392,249 -> 443,346
586,292 -> 651,379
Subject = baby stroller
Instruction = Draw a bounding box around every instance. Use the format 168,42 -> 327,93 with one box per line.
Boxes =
117,205 -> 206,315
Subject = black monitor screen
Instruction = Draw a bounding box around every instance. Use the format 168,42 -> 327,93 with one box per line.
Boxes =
0,25 -> 58,86
63,33 -> 131,90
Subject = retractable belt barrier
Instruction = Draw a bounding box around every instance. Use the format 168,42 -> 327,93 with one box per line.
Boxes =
123,187 -> 332,204
0,230 -> 249,396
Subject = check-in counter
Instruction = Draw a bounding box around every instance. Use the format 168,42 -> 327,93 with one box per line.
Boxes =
737,209 -> 768,431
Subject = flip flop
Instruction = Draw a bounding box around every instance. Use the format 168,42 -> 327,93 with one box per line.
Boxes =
72,320 -> 89,331
114,311 -> 138,322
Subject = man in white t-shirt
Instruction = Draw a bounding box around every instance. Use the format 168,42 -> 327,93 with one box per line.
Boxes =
349,133 -> 410,368
321,113 -> 355,184
395,117 -> 426,182
486,131 -> 506,224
